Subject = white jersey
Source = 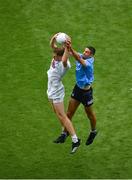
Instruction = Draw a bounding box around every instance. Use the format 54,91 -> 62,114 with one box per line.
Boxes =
47,59 -> 71,102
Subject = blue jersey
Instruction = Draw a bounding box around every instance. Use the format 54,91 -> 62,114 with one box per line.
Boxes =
75,53 -> 94,88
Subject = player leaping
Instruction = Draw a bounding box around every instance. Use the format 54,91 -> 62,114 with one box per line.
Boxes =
47,33 -> 80,154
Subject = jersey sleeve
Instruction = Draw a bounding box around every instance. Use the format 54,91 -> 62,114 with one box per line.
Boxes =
60,60 -> 71,77
67,60 -> 71,69
85,57 -> 94,67
78,53 -> 82,58
63,59 -> 71,69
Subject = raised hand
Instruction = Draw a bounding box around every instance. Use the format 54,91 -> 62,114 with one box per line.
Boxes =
65,40 -> 72,51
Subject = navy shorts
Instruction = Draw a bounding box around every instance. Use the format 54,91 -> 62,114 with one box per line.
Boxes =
71,84 -> 93,107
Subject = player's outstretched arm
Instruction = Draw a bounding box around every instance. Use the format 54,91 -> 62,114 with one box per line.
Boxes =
62,47 -> 69,67
50,33 -> 58,49
70,47 -> 86,66
66,40 -> 86,66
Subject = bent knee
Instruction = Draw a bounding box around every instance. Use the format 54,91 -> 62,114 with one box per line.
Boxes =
56,112 -> 66,120
67,111 -> 73,119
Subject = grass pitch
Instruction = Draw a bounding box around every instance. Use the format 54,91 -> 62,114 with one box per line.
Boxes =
0,0 -> 132,178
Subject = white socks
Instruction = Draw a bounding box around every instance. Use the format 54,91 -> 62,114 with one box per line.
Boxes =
71,134 -> 78,143
91,129 -> 97,134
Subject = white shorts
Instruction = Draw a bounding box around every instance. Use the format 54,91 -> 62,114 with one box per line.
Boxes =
47,81 -> 65,103
48,97 -> 64,103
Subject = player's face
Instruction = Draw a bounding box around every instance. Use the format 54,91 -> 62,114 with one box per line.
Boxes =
83,48 -> 91,58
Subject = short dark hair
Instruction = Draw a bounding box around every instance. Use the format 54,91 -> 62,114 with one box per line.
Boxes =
53,47 -> 64,56
87,46 -> 96,55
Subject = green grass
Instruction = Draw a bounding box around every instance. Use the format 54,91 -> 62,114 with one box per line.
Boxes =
0,0 -> 132,178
